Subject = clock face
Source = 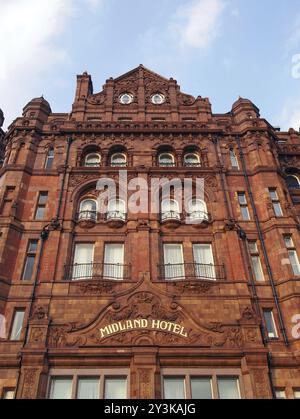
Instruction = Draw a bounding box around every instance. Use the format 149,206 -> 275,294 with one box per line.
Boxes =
119,93 -> 134,105
151,93 -> 165,105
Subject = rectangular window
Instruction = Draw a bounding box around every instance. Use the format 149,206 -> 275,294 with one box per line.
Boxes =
104,377 -> 127,399
162,371 -> 242,399
2,389 -> 15,400
263,310 -> 278,339
275,389 -> 286,399
269,188 -> 283,217
193,244 -> 216,280
49,377 -> 73,399
248,242 -> 264,281
35,192 -> 48,220
9,309 -> 25,341
72,243 -> 94,280
284,236 -> 300,276
163,244 -> 185,280
230,149 -> 239,169
217,377 -> 240,399
77,377 -> 99,400
191,377 -> 212,399
1,186 -> 15,216
104,244 -> 125,280
22,240 -> 38,281
164,377 -> 186,399
238,193 -> 250,221
48,371 -> 129,399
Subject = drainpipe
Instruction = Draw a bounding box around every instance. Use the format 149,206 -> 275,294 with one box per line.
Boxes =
267,353 -> 277,399
236,135 -> 289,347
15,227 -> 49,398
54,136 -> 73,223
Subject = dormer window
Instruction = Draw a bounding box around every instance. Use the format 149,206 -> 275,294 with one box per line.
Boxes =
184,153 -> 201,167
159,153 -> 175,167
85,154 -> 101,167
111,153 -> 127,167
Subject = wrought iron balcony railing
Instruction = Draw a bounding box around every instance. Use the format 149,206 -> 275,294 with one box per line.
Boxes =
106,211 -> 127,222
183,162 -> 202,167
64,262 -> 131,281
78,211 -> 98,221
161,211 -> 181,222
84,163 -> 101,167
158,162 -> 176,167
187,211 -> 210,223
158,262 -> 226,281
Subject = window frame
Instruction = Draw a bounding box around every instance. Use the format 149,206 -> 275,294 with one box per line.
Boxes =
248,241 -> 265,282
34,191 -> 48,221
263,309 -> 279,340
158,153 -> 175,167
183,153 -> 201,167
284,235 -> 300,276
44,148 -> 54,170
47,369 -> 130,399
85,153 -> 101,167
9,308 -> 26,341
110,153 -> 127,167
22,240 -> 39,281
269,188 -> 283,217
229,149 -> 239,170
237,192 -> 250,221
161,368 -> 243,400
2,388 -> 16,400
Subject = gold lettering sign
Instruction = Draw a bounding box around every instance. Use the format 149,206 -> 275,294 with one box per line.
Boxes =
99,319 -> 188,339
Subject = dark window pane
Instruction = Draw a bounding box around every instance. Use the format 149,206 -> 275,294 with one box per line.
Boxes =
38,193 -> 48,205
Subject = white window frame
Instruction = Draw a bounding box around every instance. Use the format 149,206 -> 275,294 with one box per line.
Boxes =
72,243 -> 95,281
230,149 -> 239,169
103,243 -> 125,280
193,244 -> 216,281
9,309 -> 25,341
85,153 -> 101,167
284,236 -> 300,276
163,244 -> 185,280
161,368 -> 243,400
111,153 -> 127,166
159,153 -> 175,167
184,153 -> 201,166
47,369 -> 130,400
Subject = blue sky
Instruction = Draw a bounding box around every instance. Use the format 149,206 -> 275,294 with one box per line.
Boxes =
1,0 -> 300,130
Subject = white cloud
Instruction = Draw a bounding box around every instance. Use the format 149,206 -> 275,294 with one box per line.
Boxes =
171,0 -> 225,49
279,99 -> 300,131
0,0 -> 104,129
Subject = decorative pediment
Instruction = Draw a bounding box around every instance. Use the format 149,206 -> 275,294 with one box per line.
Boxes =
48,274 -> 243,349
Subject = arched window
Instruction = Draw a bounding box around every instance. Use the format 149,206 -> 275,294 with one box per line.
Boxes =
85,153 -> 101,167
286,175 -> 300,190
111,153 -> 127,167
45,148 -> 54,170
188,199 -> 208,222
159,153 -> 175,167
161,199 -> 180,221
107,199 -> 126,221
79,199 -> 97,221
184,153 -> 201,167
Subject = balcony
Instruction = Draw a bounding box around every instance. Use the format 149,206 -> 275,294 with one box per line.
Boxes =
187,211 -> 210,227
106,211 -> 127,228
161,211 -> 181,229
77,211 -> 97,228
64,262 -> 131,281
158,262 -> 226,281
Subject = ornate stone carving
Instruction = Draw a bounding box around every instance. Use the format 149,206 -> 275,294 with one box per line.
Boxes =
167,281 -> 215,295
31,306 -> 48,321
139,369 -> 152,399
21,369 -> 39,399
74,281 -> 117,295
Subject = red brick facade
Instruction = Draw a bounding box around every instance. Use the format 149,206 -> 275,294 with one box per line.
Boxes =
0,65 -> 300,399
